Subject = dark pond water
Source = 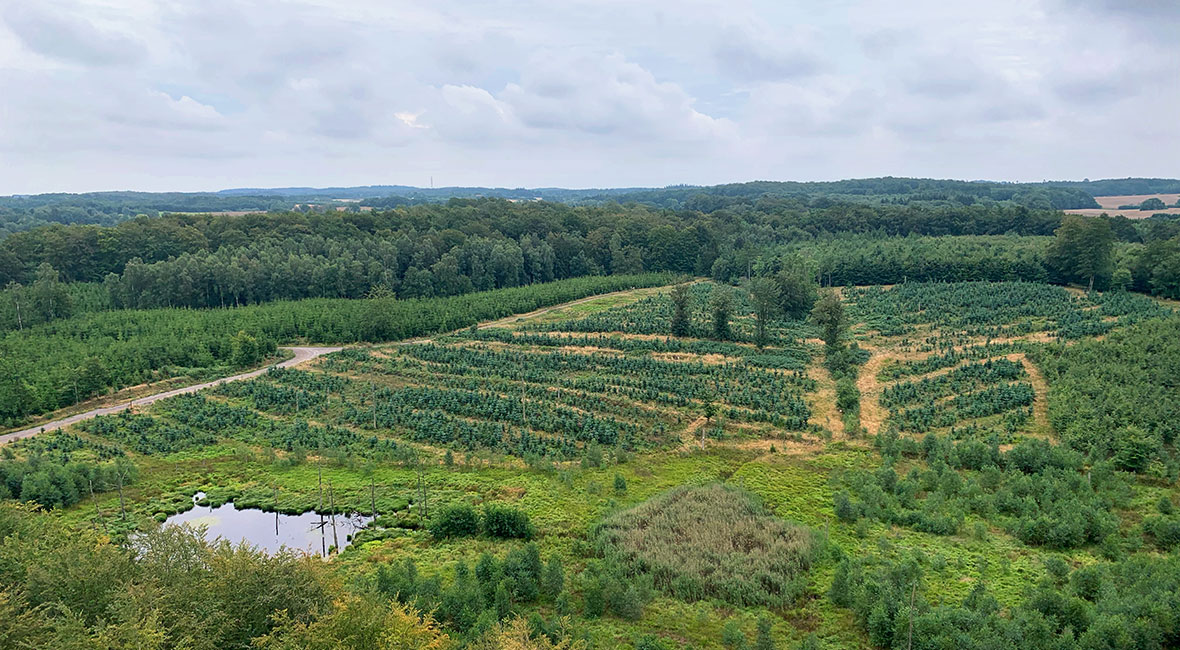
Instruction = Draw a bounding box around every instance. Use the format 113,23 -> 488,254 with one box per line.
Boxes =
165,493 -> 372,556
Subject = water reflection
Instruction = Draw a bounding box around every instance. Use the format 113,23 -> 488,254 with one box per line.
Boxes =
165,493 -> 372,556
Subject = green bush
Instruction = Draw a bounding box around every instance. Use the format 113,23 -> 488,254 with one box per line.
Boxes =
483,504 -> 535,540
428,503 -> 481,539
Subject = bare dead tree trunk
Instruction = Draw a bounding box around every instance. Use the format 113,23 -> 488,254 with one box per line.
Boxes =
318,458 -> 326,557
907,581 -> 917,650
116,471 -> 127,521
88,478 -> 105,533
370,480 -> 377,519
329,483 -> 339,551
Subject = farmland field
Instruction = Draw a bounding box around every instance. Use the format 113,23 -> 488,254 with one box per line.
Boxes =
1065,193 -> 1180,217
4,278 -> 1178,649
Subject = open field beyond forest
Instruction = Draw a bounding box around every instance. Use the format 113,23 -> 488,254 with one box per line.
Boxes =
1066,193 -> 1180,218
4,280 -> 1180,649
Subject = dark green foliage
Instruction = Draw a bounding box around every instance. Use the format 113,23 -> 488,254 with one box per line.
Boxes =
613,473 -> 627,494
377,546 -> 564,635
494,580 -> 513,620
541,556 -> 564,600
810,291 -> 846,350
670,284 -> 692,337
0,273 -> 670,425
1047,215 -> 1115,290
583,580 -> 606,618
428,503 -> 481,539
857,433 -> 1126,549
747,276 -> 782,348
754,617 -> 776,650
1144,515 -> 1180,550
723,619 -> 748,650
635,634 -> 671,650
835,378 -> 860,412
483,504 -> 535,540
710,284 -> 734,340
833,550 -> 1180,650
774,262 -> 817,320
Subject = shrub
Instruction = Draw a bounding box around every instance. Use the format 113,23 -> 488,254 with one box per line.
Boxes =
541,556 -> 564,600
483,505 -> 535,540
428,503 -> 481,539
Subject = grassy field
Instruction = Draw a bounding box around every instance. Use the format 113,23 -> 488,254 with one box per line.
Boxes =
1065,193 -> 1180,217
10,281 -> 1180,649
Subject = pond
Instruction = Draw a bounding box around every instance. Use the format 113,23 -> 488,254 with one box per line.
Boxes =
164,493 -> 373,557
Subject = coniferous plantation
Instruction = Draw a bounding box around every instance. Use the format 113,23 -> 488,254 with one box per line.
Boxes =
1,182 -> 1178,649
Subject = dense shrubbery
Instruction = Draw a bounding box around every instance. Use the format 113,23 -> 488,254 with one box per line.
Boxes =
831,548 -> 1180,650
376,544 -> 570,641
0,454 -> 135,509
1032,319 -> 1180,475
593,484 -> 813,606
0,502 -> 434,649
839,433 -> 1129,549
428,503 -> 534,540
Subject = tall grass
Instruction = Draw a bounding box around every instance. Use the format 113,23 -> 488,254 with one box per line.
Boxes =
593,483 -> 813,606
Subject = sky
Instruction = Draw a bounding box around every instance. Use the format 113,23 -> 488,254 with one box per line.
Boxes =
0,0 -> 1178,194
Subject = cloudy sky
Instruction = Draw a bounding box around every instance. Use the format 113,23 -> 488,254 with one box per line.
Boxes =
0,0 -> 1177,194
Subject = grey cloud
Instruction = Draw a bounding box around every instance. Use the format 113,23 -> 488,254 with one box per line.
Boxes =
1,3 -> 143,65
713,24 -> 824,82
0,0 -> 1178,193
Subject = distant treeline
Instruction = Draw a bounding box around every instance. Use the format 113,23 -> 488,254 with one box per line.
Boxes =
2,199 -> 1179,332
602,177 -> 1101,211
1044,177 -> 1180,197
0,192 -> 294,236
0,198 -> 1074,288
14,176 -> 1177,236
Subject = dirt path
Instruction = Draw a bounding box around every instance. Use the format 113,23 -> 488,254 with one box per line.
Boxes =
857,346 -> 889,436
400,285 -> 669,345
1009,353 -> 1053,437
0,347 -> 342,446
807,361 -> 843,437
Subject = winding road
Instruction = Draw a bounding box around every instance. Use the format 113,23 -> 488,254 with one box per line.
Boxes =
0,346 -> 342,446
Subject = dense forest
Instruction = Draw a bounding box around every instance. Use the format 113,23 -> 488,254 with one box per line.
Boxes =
1,195 -> 1177,328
